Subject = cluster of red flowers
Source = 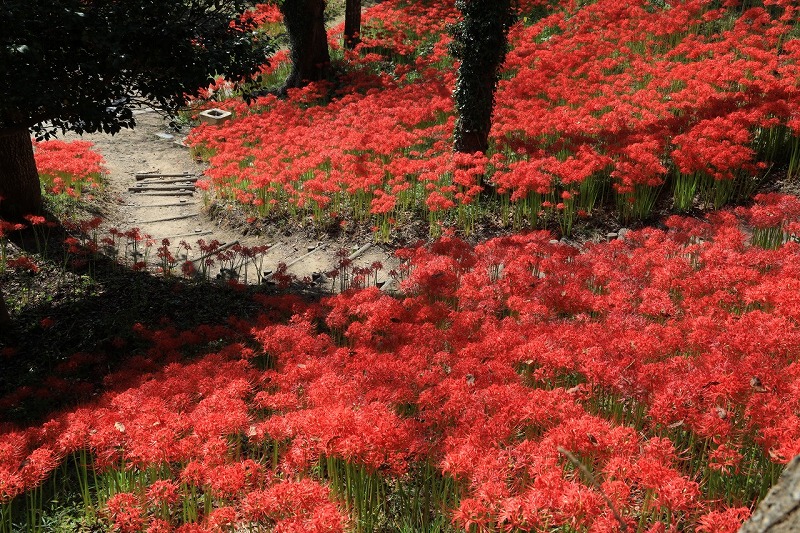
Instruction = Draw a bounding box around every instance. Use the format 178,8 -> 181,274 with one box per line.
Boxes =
240,3 -> 282,27
495,0 -> 799,216
188,0 -> 466,230
190,0 -> 800,234
4,196 -> 800,531
32,139 -> 106,198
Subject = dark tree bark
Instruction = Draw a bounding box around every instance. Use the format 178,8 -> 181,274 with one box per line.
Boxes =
280,0 -> 331,90
0,127 -> 42,221
344,0 -> 362,49
451,0 -> 516,155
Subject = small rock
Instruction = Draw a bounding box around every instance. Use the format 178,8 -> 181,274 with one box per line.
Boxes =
155,132 -> 174,140
606,232 -> 618,241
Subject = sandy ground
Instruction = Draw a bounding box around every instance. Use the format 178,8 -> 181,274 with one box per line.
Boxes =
63,110 -> 399,288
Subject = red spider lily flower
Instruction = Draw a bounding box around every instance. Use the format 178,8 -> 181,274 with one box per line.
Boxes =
23,214 -> 46,226
175,523 -> 212,533
6,256 -> 39,273
207,506 -> 237,530
146,519 -> 172,533
146,479 -> 181,507
0,220 -> 26,237
18,446 -> 58,487
697,507 -> 751,533
106,492 -> 145,533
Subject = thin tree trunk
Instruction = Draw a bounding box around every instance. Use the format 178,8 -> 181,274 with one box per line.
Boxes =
453,73 -> 497,154
452,0 -> 515,157
344,0 -> 361,49
0,127 -> 42,221
280,0 -> 331,91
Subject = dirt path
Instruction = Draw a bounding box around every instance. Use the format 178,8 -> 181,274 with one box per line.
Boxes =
63,110 -> 398,288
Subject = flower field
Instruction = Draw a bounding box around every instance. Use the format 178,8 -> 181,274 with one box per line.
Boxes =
3,0 -> 800,531
3,194 -> 800,531
190,0 -> 799,237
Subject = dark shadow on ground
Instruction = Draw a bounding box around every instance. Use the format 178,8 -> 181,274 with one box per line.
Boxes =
0,222 -> 322,426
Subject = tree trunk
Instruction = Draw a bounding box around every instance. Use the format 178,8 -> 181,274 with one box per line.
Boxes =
0,127 -> 42,221
280,0 -> 331,91
452,0 -> 515,156
739,454 -> 800,532
453,73 -> 497,154
344,0 -> 362,50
